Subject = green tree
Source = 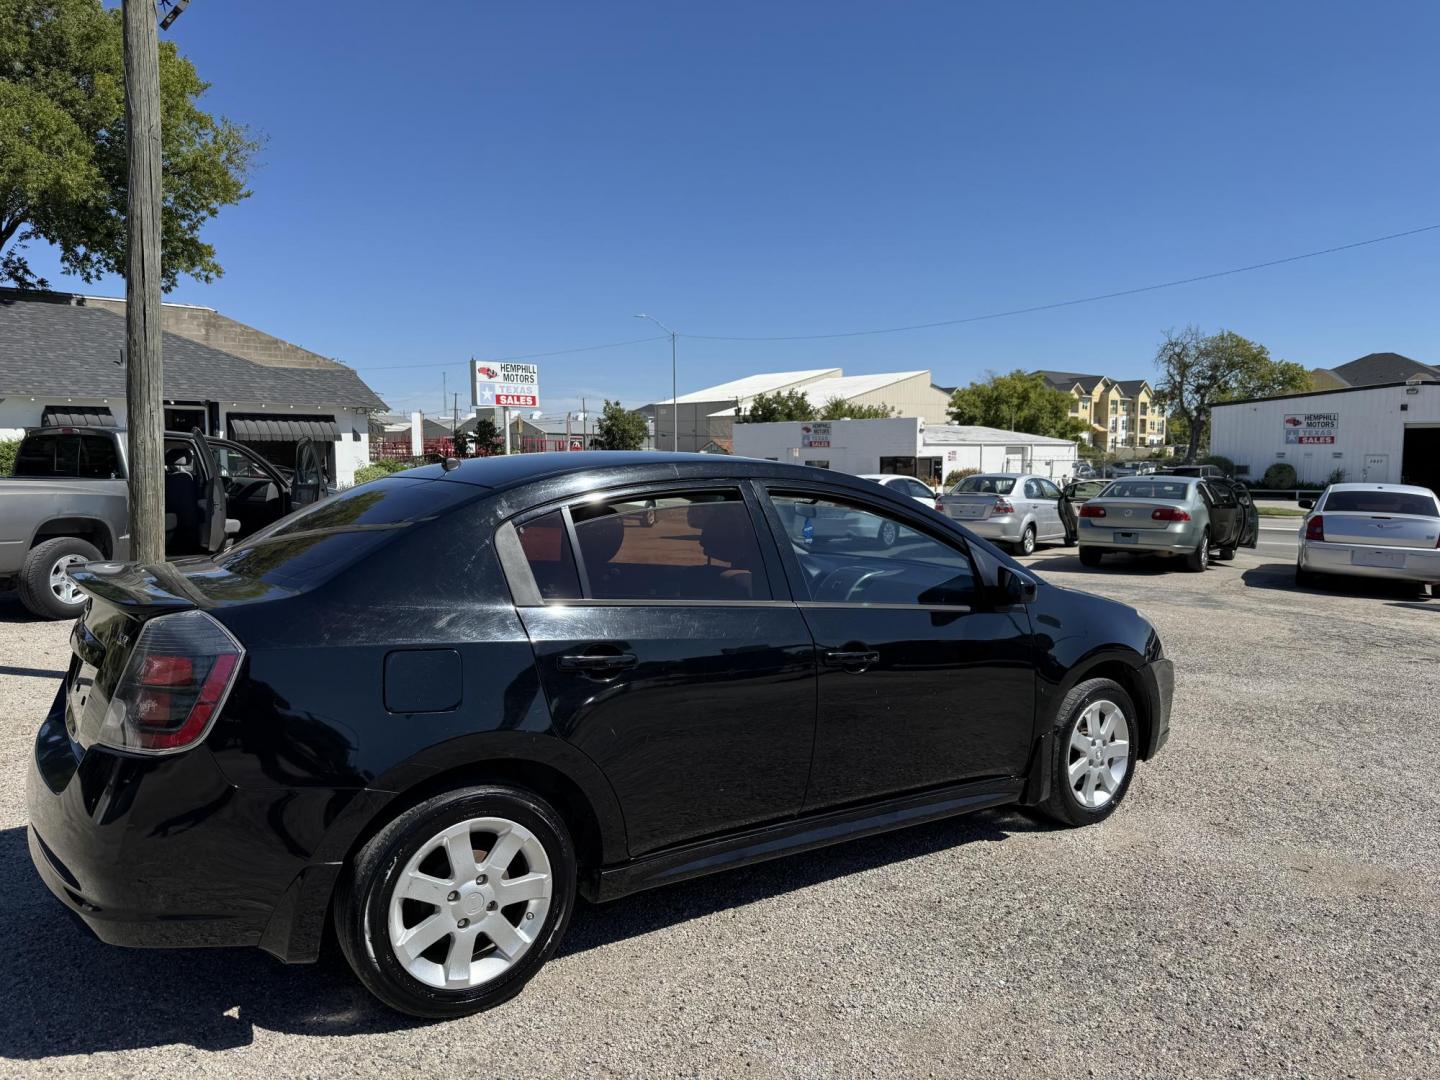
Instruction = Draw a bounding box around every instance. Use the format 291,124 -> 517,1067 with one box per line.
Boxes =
1154,327 -> 1311,463
470,417 -> 504,456
734,389 -> 816,423
594,399 -> 648,450
817,396 -> 895,420
947,370 -> 1086,439
0,0 -> 259,290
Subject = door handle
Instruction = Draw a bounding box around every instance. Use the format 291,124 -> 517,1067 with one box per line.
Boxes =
559,652 -> 638,673
823,649 -> 880,669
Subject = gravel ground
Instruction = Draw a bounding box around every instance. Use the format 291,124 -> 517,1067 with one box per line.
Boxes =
0,551 -> 1436,1079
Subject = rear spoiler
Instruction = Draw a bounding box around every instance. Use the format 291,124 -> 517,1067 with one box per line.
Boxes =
69,561 -> 202,613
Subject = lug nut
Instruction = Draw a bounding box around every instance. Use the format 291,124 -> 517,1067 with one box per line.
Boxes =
447,891 -> 459,902
477,874 -> 487,885
486,900 -> 498,911
457,918 -> 469,928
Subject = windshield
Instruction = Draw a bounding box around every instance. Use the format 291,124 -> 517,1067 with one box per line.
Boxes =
954,476 -> 1016,495
1324,490 -> 1439,516
1103,480 -> 1193,500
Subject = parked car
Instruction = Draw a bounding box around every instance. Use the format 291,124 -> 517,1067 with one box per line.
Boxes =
0,426 -> 330,618
937,473 -> 1070,555
858,473 -> 939,511
28,453 -> 1173,1019
1295,483 -> 1440,596
1162,464 -> 1226,479
1073,461 -> 1098,480
1077,475 -> 1258,571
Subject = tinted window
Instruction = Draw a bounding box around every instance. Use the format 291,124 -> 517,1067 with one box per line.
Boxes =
213,444 -> 272,481
13,434 -> 81,477
1023,479 -> 1042,499
955,476 -> 1016,494
569,490 -> 769,601
905,479 -> 934,499
1204,482 -> 1237,508
1036,478 -> 1062,499
235,476 -> 479,549
1324,490 -> 1440,516
1104,480 -> 1192,500
516,510 -> 582,600
770,492 -> 976,606
78,435 -> 122,478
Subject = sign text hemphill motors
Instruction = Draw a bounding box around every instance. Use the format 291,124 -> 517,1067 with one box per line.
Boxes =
1283,412 -> 1338,445
801,422 -> 831,448
473,361 -> 541,409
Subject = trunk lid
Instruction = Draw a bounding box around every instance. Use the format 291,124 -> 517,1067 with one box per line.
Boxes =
939,493 -> 1007,521
1318,513 -> 1440,549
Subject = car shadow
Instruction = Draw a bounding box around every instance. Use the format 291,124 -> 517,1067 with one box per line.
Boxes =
1241,562 -> 1434,601
1028,551 -> 1239,577
0,591 -> 44,624
0,807 -> 1046,1057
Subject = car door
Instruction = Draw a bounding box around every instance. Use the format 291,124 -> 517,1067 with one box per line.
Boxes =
505,484 -> 818,857
1033,477 -> 1065,539
292,437 -> 327,506
208,437 -> 292,537
1220,479 -> 1259,548
1198,480 -> 1242,547
758,485 -> 1035,809
190,429 -> 229,553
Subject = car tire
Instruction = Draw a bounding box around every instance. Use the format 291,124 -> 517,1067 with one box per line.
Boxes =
1184,528 -> 1210,573
1037,677 -> 1138,827
1431,583 -> 1440,599
18,537 -> 102,620
877,520 -> 899,548
1217,546 -> 1236,561
1078,546 -> 1102,567
1012,525 -> 1036,557
334,785 -> 577,1019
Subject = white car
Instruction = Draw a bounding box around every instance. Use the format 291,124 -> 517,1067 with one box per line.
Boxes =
1296,483 -> 1440,596
857,474 -> 939,511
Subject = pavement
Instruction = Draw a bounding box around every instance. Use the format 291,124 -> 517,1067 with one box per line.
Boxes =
0,551 -> 1437,1078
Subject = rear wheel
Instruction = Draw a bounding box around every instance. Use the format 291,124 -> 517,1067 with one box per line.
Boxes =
1078,546 -> 1102,567
1012,525 -> 1036,556
1184,529 -> 1210,573
335,785 -> 576,1019
18,537 -> 102,620
1432,583 -> 1440,599
1038,678 -> 1137,827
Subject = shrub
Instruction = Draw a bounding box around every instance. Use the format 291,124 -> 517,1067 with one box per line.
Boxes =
1200,454 -> 1235,476
1326,467 -> 1347,486
0,439 -> 18,477
1261,462 -> 1297,489
943,467 -> 979,488
353,458 -> 413,485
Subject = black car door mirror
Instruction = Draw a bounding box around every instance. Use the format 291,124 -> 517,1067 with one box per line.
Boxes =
1298,498 -> 1314,510
995,565 -> 1038,606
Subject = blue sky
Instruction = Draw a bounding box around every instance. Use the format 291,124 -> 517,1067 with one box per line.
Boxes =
31,2 -> 1440,415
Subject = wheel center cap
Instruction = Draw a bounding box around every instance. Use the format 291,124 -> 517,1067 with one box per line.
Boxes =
461,891 -> 485,916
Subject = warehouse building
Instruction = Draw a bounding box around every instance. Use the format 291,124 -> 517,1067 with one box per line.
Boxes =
650,368 -> 953,453
731,416 -> 1079,485
1211,376 -> 1440,490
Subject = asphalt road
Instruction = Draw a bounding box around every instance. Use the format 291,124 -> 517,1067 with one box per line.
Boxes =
0,550 -> 1436,1078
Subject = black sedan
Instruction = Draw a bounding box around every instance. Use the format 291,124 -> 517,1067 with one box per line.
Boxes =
28,453 -> 1173,1018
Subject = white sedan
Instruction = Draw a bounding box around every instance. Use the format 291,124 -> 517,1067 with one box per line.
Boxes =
857,474 -> 939,511
1296,483 -> 1440,596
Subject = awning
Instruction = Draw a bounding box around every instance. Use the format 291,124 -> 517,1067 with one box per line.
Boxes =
227,413 -> 340,442
41,406 -> 115,428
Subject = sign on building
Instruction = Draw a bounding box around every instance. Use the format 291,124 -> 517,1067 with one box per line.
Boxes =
1283,412 -> 1338,444
801,421 -> 831,448
473,361 -> 541,409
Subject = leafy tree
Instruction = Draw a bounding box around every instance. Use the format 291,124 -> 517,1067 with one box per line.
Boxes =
470,417 -> 504,456
817,396 -> 894,420
734,389 -> 816,423
0,438 -> 19,475
947,370 -> 1086,439
594,400 -> 648,450
0,0 -> 259,290
1154,327 -> 1311,463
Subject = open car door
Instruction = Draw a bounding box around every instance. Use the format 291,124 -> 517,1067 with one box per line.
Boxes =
292,437 -> 328,507
1225,479 -> 1259,548
192,428 -> 229,553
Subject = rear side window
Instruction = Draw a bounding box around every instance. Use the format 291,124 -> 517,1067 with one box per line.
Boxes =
262,476 -> 478,539
79,435 -> 121,478
1324,490 -> 1440,516
516,511 -> 582,600
955,476 -> 1016,494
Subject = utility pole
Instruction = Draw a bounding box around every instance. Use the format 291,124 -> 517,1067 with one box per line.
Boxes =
123,0 -> 166,564
634,314 -> 679,451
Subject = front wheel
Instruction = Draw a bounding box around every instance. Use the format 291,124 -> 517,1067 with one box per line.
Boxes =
1037,678 -> 1137,827
334,785 -> 576,1019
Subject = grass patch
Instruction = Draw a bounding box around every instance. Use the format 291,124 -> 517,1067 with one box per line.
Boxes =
1256,506 -> 1306,517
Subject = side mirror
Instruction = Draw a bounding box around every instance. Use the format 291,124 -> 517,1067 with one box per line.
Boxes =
1298,498 -> 1314,510
997,565 -> 1038,606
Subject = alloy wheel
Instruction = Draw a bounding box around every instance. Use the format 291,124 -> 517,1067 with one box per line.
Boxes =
387,816 -> 553,990
1067,699 -> 1130,809
48,555 -> 87,606
1020,527 -> 1036,555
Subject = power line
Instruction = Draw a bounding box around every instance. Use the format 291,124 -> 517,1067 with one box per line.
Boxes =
681,224 -> 1440,341
354,334 -> 669,371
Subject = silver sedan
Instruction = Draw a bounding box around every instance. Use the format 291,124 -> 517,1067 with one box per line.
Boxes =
1296,483 -> 1440,596
1077,476 -> 1257,571
937,473 -> 1069,555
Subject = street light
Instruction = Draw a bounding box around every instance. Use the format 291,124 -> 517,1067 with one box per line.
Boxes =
634,313 -> 678,451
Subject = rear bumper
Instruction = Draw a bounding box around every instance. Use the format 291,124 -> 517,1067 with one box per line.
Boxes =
1078,519 -> 1194,554
960,516 -> 1024,542
1137,658 -> 1174,758
1299,541 -> 1440,583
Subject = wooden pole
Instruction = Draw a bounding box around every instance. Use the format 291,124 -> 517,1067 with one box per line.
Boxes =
123,0 -> 166,563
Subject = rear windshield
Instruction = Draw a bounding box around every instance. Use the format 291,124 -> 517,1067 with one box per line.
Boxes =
1324,490 -> 1439,516
12,433 -> 123,479
954,476 -> 1016,494
1103,480 -> 1193,500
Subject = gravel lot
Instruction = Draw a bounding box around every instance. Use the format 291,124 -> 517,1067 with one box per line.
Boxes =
0,549 -> 1436,1079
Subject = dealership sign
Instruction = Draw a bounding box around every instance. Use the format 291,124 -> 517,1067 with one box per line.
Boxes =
473,361 -> 541,408
1284,412 -> 1338,444
801,421 -> 831,448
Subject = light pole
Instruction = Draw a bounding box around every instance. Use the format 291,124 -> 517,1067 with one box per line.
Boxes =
634,314 -> 678,451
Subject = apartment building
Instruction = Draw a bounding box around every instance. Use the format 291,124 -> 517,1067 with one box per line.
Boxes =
1034,371 -> 1167,451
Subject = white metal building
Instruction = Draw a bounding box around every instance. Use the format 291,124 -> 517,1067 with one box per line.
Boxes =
731,417 -> 1079,484
1211,379 -> 1440,490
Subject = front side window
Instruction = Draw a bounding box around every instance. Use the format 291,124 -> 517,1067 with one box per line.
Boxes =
769,492 -> 976,607
1035,478 -> 1062,499
569,489 -> 769,601
213,445 -> 272,481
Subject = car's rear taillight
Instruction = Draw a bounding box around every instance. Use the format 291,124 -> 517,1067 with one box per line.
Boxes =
1151,508 -> 1192,522
993,499 -> 1015,514
1079,504 -> 1106,518
98,610 -> 244,754
1305,514 -> 1325,542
